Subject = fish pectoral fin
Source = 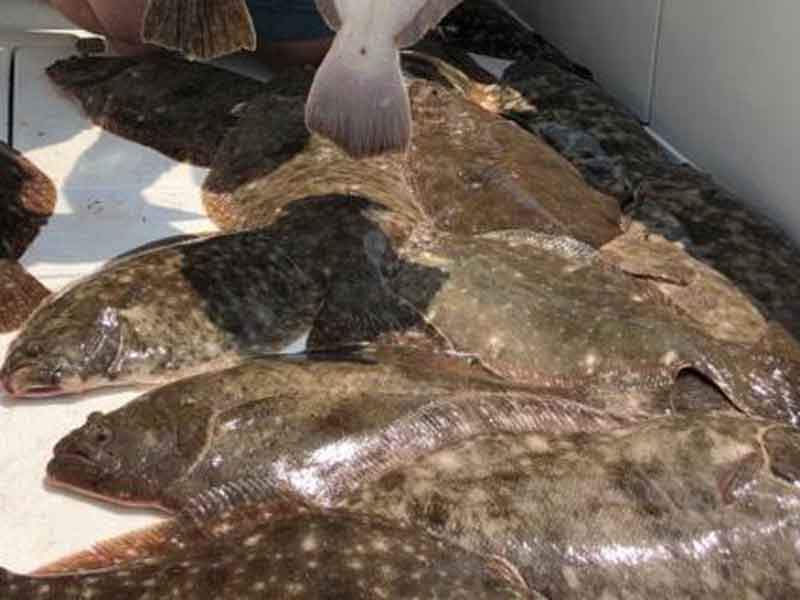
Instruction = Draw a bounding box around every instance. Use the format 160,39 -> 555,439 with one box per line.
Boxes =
314,0 -> 342,31
394,0 -> 465,47
305,41 -> 411,158
142,0 -> 256,59
31,521 -> 183,575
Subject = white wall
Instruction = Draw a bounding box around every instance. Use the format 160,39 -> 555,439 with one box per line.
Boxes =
508,0 -> 800,243
0,0 -> 74,30
504,0 -> 661,121
651,0 -> 800,243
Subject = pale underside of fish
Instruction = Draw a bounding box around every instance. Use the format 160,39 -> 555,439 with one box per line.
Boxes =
306,0 -> 466,157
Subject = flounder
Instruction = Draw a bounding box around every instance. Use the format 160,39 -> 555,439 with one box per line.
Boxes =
3,504 -> 533,599
0,142 -> 54,332
46,51 -> 620,246
335,414 -> 800,598
500,57 -> 800,338
46,53 -> 267,166
46,347 -> 628,512
1,195 -> 419,397
392,229 -> 800,425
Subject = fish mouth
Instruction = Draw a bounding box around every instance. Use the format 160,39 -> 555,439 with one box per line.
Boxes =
45,475 -> 170,512
1,365 -> 64,399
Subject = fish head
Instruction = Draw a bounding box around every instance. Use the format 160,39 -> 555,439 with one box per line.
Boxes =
46,398 -> 210,508
1,306 -> 148,398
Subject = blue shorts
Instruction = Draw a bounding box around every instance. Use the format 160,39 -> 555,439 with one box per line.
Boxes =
245,0 -> 333,42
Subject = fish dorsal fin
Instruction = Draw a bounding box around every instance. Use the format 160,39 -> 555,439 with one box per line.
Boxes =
314,0 -> 342,31
32,520 -> 182,575
395,1 -> 465,48
33,482 -> 307,575
142,0 -> 256,59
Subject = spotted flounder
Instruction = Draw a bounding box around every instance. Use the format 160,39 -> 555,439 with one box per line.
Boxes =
392,230 -> 800,425
3,505 -> 533,599
337,414 -> 800,598
46,346 -> 627,512
0,142 -> 54,332
1,196 -> 419,397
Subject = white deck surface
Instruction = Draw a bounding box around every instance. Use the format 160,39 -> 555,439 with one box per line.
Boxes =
0,33 -> 511,574
0,40 -> 220,574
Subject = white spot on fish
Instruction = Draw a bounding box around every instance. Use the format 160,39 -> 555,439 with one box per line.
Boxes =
301,533 -> 318,552
660,350 -> 679,366
244,534 -> 263,547
280,330 -> 310,355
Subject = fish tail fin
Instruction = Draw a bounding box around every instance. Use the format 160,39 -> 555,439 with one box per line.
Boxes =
305,36 -> 411,158
0,260 -> 50,333
142,0 -> 256,59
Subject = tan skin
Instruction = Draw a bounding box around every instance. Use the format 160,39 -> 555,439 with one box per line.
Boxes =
49,0 -> 332,66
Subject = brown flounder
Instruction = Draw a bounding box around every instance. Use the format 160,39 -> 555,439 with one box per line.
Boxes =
0,142 -> 54,332
45,53 -> 266,166
392,230 -> 800,425
46,347 -> 627,512
4,505 -> 533,599
204,64 -> 620,247
45,51 -> 621,246
1,196 -> 419,397
337,414 -> 800,598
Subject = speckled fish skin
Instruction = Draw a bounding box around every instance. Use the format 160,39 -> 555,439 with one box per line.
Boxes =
1,507 -> 533,599
339,414 -> 800,599
500,58 -> 800,339
1,196 -> 416,397
0,143 -> 54,332
47,346 -> 628,512
599,222 -> 767,344
392,229 -> 800,426
46,54 -> 266,166
203,57 -> 620,248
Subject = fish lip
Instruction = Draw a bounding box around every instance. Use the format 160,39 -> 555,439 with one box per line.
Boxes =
45,476 -> 171,513
0,363 -> 64,399
48,451 -> 101,471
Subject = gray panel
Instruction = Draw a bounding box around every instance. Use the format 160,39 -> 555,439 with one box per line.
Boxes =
651,0 -> 800,243
0,47 -> 8,143
0,0 -> 75,31
500,0 -> 661,121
